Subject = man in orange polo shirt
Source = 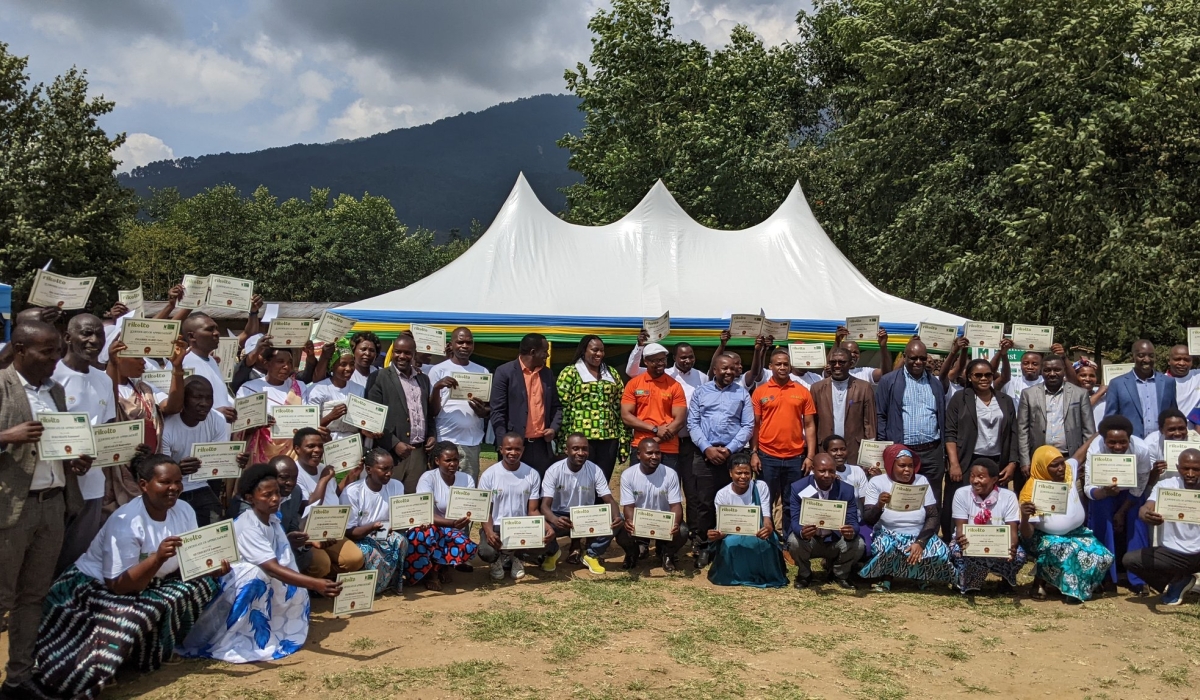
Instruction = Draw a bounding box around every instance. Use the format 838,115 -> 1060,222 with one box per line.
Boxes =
620,343 -> 687,468
751,347 -> 817,536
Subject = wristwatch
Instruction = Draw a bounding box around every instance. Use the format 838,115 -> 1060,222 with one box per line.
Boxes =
651,426 -> 659,435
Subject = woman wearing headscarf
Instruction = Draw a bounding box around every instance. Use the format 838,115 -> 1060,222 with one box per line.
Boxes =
307,337 -> 365,441
948,457 -> 1026,593
859,444 -> 954,591
556,335 -> 628,482
1018,444 -> 1113,602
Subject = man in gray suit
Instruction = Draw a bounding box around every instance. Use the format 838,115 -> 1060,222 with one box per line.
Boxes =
0,321 -> 92,696
1017,354 -> 1096,490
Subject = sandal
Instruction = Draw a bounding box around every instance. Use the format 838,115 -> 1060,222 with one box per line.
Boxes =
565,551 -> 582,566
871,580 -> 892,593
424,577 -> 443,591
1029,583 -> 1048,601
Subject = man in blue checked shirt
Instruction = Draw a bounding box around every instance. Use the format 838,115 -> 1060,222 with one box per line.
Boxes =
875,338 -> 947,509
687,351 -> 755,567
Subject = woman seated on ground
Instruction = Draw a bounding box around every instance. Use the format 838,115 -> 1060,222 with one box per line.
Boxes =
949,457 -> 1026,594
1018,444 -> 1113,603
411,441 -> 480,589
340,448 -> 409,595
179,464 -> 341,663
31,455 -> 226,699
706,453 -> 788,588
859,444 -> 954,591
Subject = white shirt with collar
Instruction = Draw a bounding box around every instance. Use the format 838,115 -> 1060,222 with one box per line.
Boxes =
52,360 -> 117,500
15,371 -> 66,490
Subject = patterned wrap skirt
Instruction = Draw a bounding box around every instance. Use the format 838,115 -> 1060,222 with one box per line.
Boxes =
859,527 -> 955,584
356,532 -> 409,594
404,525 -> 477,584
949,542 -> 1028,592
1021,526 -> 1113,601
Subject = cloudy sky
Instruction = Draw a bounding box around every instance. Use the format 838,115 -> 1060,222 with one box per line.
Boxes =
0,1 -> 805,172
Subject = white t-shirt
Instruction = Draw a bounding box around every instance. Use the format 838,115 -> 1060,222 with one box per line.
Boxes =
864,473 -> 936,535
160,410 -> 231,493
52,361 -> 117,500
1091,396 -> 1107,433
1005,373 -> 1043,410
177,351 -> 233,409
74,497 -> 197,580
306,378 -> 365,440
295,463 -> 339,517
1150,476 -> 1200,554
237,377 -> 309,411
951,486 -> 1020,524
1085,435 -> 1157,497
416,469 -> 476,517
850,367 -> 876,384
836,464 -> 870,498
233,508 -> 296,569
427,358 -> 490,446
973,394 -> 1003,457
478,463 -> 541,521
541,459 -> 611,512
619,463 -> 683,512
340,478 -> 405,538
1174,370 -> 1200,423
1028,467 -> 1086,535
714,480 -> 770,508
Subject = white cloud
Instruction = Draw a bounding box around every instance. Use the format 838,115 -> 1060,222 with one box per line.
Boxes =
297,70 -> 334,101
95,37 -> 268,112
327,99 -> 414,140
113,132 -> 174,172
245,33 -> 301,73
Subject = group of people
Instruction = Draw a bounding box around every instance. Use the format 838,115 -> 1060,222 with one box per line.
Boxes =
3,286 -> 1200,699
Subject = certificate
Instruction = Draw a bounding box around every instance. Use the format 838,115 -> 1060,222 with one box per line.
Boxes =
178,274 -> 209,309
1102,363 -> 1134,386
314,310 -> 357,344
177,520 -> 240,581
189,441 -> 246,481
120,318 -> 181,358
499,516 -> 545,550
270,405 -> 319,435
305,505 -> 351,540
118,285 -> 144,316
410,323 -> 446,354
917,322 -> 958,352
963,321 -> 1004,348
449,372 -> 492,401
1011,324 -> 1054,353
321,399 -> 352,435
324,434 -> 363,473
91,420 -> 144,468
728,313 -> 764,337
963,525 -> 1011,558
445,487 -> 491,522
1190,328 -> 1200,357
141,368 -> 191,393
267,318 -> 313,348
206,275 -> 254,312
1163,440 -> 1191,480
799,499 -> 847,529
36,412 -> 95,459
763,318 -> 791,340
643,312 -> 670,343
346,395 -> 387,433
333,571 -> 377,615
887,483 -> 928,512
27,270 -> 95,310
389,493 -> 435,530
569,504 -> 612,539
716,505 -> 760,535
1156,488 -> 1200,525
233,392 -> 268,431
858,440 -> 893,472
1030,479 -> 1069,516
845,315 -> 879,341
633,508 -> 675,541
216,336 -> 240,383
1088,453 -> 1137,488
788,343 -> 827,370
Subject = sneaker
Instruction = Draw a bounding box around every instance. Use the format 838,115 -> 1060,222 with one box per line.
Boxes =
581,554 -> 606,574
541,550 -> 561,572
1162,576 -> 1196,606
511,557 -> 526,580
489,558 -> 505,581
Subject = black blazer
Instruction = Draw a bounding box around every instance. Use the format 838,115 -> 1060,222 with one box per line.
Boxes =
489,358 -> 563,440
943,387 -> 1019,468
365,365 -> 432,452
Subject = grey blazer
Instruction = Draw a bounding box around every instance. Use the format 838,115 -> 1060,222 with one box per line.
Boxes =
1016,382 -> 1096,466
0,366 -> 84,528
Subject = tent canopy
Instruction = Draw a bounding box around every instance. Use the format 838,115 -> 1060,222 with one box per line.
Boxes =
340,174 -> 963,347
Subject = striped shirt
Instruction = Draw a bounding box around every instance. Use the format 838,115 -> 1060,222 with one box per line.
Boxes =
901,370 -> 940,445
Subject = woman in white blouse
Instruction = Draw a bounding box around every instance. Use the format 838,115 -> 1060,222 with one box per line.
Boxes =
340,448 -> 410,594
948,457 -> 1025,593
410,442 -> 480,590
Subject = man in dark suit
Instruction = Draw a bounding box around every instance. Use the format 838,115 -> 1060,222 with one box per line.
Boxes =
810,347 -> 877,466
365,334 -> 433,495
787,453 -> 864,589
0,321 -> 92,696
1105,339 -> 1178,438
875,338 -> 947,501
490,333 -> 562,475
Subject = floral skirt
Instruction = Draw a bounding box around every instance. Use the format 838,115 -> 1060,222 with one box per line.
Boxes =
404,525 -> 477,584
1022,527 -> 1113,601
356,533 -> 408,594
859,527 -> 955,584
178,563 -> 309,663
949,542 -> 1028,592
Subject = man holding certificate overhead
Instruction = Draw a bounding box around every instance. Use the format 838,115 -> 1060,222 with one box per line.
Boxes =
478,433 -> 554,581
1127,449 -> 1200,604
539,434 -> 623,575
367,334 -> 434,495
617,438 -> 687,572
787,454 -> 863,589
428,328 -> 491,480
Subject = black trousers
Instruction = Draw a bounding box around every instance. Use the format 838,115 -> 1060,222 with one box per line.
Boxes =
674,437 -> 699,531
181,483 -> 224,527
522,438 -> 558,476
692,451 -> 733,545
588,438 -> 621,488
1123,546 -> 1200,592
616,523 -> 689,560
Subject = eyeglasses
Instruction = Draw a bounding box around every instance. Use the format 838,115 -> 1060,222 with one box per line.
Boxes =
828,359 -> 849,366
970,372 -> 995,379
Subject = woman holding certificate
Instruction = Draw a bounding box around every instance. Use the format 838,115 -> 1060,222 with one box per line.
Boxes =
307,339 -> 366,441
32,455 -> 225,698
556,336 -> 629,480
859,445 -> 955,591
948,457 -> 1026,593
706,454 -> 788,588
236,345 -> 310,462
413,442 -> 480,588
181,465 -> 342,663
340,449 -> 410,594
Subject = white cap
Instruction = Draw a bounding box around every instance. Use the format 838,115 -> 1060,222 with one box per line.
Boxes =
244,333 -> 263,355
644,342 -> 669,358
97,324 -> 123,364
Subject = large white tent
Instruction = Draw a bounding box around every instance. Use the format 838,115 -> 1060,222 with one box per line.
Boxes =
340,174 -> 963,345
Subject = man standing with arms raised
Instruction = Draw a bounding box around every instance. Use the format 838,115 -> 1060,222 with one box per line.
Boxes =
835,326 -> 892,383
1106,339 -> 1177,438
429,327 -> 491,481
621,342 -> 687,467
490,333 -> 562,475
876,339 -> 947,503
810,347 -> 877,466
366,334 -> 434,495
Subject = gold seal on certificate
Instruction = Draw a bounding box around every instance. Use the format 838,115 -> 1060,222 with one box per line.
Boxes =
858,440 -> 893,472
887,483 -> 928,512
1030,479 -> 1069,515
91,420 -> 144,468
267,318 -> 314,348
449,372 -> 492,401
189,441 -> 246,481
333,571 -> 377,615
177,274 -> 210,310
716,505 -> 760,535
845,315 -> 879,341
799,499 -> 847,529
1011,324 -> 1054,352
120,318 -> 181,358
569,504 -> 612,538
314,310 -> 357,344
963,525 -> 1011,558
445,487 -> 491,522
271,405 -> 319,435
206,275 -> 254,312
389,493 -> 434,530
305,505 -> 351,541
788,343 -> 827,370
963,321 -> 1004,348
633,508 -> 675,540
643,312 -> 670,343
36,412 -> 95,459
1088,453 -> 1137,488
410,323 -> 446,354
324,434 -> 363,473
216,336 -> 240,383
346,395 -> 387,434
118,285 -> 144,316
728,313 -> 765,337
1163,440 -> 1190,479
1102,363 -> 1134,387
500,516 -> 545,549
1189,328 -> 1200,357
1157,488 -> 1200,525
233,392 -> 268,431
141,368 -> 192,393
763,318 -> 791,340
27,270 -> 96,310
917,322 -> 958,352
177,520 -> 240,581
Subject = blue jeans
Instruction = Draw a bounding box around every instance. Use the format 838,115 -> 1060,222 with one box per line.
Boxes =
759,453 -> 804,532
551,510 -> 612,557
